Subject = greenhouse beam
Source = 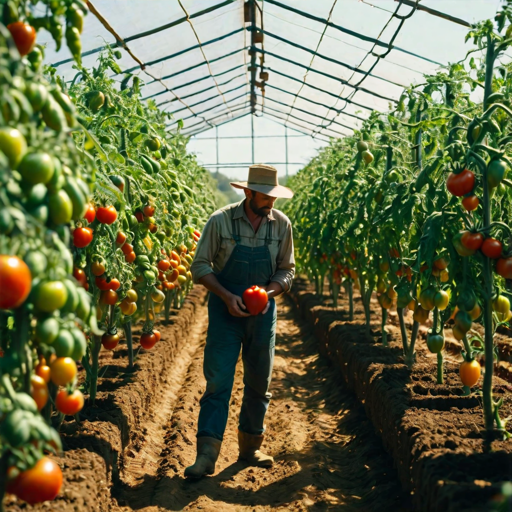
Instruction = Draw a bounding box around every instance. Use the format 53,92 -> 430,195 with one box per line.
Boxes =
394,0 -> 471,27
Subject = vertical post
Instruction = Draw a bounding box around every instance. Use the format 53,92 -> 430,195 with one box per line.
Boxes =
285,125 -> 289,178
251,113 -> 255,164
215,125 -> 219,179
249,0 -> 257,114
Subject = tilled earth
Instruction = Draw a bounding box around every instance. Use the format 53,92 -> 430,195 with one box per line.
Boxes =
5,292 -> 409,512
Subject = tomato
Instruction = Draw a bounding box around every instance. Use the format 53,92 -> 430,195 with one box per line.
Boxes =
158,260 -> 171,273
461,231 -> 484,251
434,290 -> 449,310
55,389 -> 84,415
446,169 -> 475,197
110,175 -> 124,192
419,287 -> 436,311
48,190 -> 73,225
169,259 -> 179,269
242,285 -> 268,315
0,127 -> 27,168
34,281 -> 68,312
120,298 -> 133,315
35,363 -> 51,384
493,295 -> 511,317
102,332 -> 120,350
145,137 -> 161,151
73,227 -> 93,248
497,257 -> 512,279
116,231 -> 127,246
134,211 -> 145,223
452,324 -> 465,341
30,375 -> 49,411
153,329 -> 161,342
140,332 -> 157,349
108,278 -> 120,291
18,152 -> 55,185
95,276 -> 111,291
91,261 -> 105,276
121,243 -> 133,255
125,251 -> 136,263
9,457 -> 62,505
440,270 -> 449,283
433,257 -> 449,270
50,357 -> 77,386
126,289 -> 138,302
469,303 -> 482,321
164,281 -> 175,290
177,265 -> 187,276
462,195 -> 479,211
84,203 -> 96,223
481,238 -> 502,259
73,267 -> 87,288
454,310 -> 472,334
487,159 -> 507,188
361,150 -> 374,165
96,205 -> 117,224
171,250 -> 181,263
143,205 -> 155,217
413,305 -> 429,324
427,333 -> 444,353
101,290 -> 118,305
7,22 -> 37,56
459,360 -> 481,387
455,233 -> 476,257
0,255 -> 32,309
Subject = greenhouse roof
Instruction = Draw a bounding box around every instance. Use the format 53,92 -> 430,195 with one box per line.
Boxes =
43,0 -> 503,142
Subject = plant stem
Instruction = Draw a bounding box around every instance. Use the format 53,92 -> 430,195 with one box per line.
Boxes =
124,321 -> 133,369
347,281 -> 354,321
89,335 -> 102,406
437,351 -> 444,384
405,321 -> 419,368
462,335 -> 473,360
397,308 -> 409,355
381,307 -> 388,346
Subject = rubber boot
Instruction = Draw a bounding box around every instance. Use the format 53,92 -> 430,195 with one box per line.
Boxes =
184,436 -> 222,479
238,430 -> 274,468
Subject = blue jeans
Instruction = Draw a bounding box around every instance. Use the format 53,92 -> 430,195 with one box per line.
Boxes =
197,292 -> 276,441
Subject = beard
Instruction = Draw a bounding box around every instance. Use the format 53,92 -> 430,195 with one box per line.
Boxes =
249,197 -> 271,217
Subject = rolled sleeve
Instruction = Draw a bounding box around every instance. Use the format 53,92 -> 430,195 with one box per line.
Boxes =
271,221 -> 295,291
190,216 -> 219,284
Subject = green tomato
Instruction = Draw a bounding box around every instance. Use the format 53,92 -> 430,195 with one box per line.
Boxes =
454,310 -> 472,334
34,281 -> 68,312
35,317 -> 60,345
48,189 -> 73,225
26,82 -> 49,112
53,330 -> 75,357
0,127 -> 27,168
61,279 -> 79,315
70,328 -> 87,361
18,152 -> 55,185
24,251 -> 47,279
487,159 -> 507,188
427,333 -> 445,354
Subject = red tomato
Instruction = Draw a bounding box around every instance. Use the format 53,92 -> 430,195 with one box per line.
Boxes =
35,363 -> 51,384
193,230 -> 201,238
153,329 -> 161,342
242,285 -> 268,315
102,332 -> 119,350
7,22 -> 36,56
31,375 -> 48,411
125,251 -> 136,263
95,276 -> 111,291
73,227 -> 93,248
446,169 -> 475,197
116,231 -> 127,246
481,238 -> 502,259
134,211 -> 145,223
497,257 -> 512,279
140,332 -> 157,349
121,243 -> 133,255
462,195 -> 479,211
143,205 -> 155,217
8,457 -> 62,504
96,205 -> 117,224
0,255 -> 32,309
158,260 -> 171,272
55,389 -> 84,415
461,231 -> 484,251
100,290 -> 118,305
73,267 -> 87,288
84,203 -> 96,223
91,261 -> 105,276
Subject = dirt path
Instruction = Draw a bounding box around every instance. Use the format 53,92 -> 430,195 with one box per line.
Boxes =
112,295 -> 408,512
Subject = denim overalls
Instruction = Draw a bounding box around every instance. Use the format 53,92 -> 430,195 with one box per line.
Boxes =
197,209 -> 277,441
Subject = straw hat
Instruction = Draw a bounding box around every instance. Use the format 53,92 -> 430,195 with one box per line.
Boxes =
230,164 -> 293,199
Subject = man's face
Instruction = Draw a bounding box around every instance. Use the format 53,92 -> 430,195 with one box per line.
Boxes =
247,190 -> 276,217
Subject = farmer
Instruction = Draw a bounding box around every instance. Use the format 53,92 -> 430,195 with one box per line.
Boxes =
186,164 -> 295,479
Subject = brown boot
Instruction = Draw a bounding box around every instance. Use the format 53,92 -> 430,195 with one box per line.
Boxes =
238,430 -> 274,468
184,437 -> 222,479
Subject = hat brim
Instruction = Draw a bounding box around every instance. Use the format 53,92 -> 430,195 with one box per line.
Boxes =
230,181 -> 294,199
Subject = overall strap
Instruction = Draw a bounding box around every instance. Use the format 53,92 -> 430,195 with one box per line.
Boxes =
231,207 -> 241,244
264,218 -> 273,245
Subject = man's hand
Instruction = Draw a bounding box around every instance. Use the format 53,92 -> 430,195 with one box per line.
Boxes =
223,292 -> 251,317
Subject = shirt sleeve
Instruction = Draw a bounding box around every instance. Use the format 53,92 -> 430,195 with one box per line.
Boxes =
271,220 -> 295,292
190,215 -> 219,284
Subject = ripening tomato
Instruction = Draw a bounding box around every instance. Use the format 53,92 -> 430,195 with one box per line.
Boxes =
153,329 -> 161,342
108,278 -> 120,291
73,267 -> 87,288
460,360 -> 481,387
126,289 -> 138,302
140,332 -> 157,349
96,205 -> 117,224
84,203 -> 96,223
158,259 -> 171,271
481,238 -> 502,259
125,251 -> 136,263
116,231 -> 127,246
462,195 -> 479,211
50,357 -> 77,386
434,290 -> 449,310
73,227 -> 93,248
102,332 -> 120,350
413,305 -> 429,324
419,287 -> 436,311
433,257 -> 449,270
143,204 -> 155,217
91,261 -> 105,276
242,285 -> 268,315
121,243 -> 133,255
55,389 -> 84,415
446,169 -> 475,197
101,290 -> 118,305
7,22 -> 37,56
461,231 -> 484,251
31,375 -> 49,411
8,457 -> 63,505
0,255 -> 32,310
171,250 -> 181,263
497,257 -> 512,279
378,293 -> 393,309
35,362 -> 51,383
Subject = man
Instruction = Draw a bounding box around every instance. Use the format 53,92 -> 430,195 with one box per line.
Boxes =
186,164 -> 295,479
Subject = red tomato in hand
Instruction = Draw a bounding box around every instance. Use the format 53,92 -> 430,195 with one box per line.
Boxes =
9,457 -> 63,505
55,389 -> 84,415
0,255 -> 32,310
446,169 -> 475,197
7,22 -> 36,56
73,227 -> 93,248
481,238 -> 502,259
243,285 -> 268,315
96,205 -> 117,224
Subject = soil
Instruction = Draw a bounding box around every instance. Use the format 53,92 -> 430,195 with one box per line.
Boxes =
4,287 -> 408,512
291,278 -> 512,512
